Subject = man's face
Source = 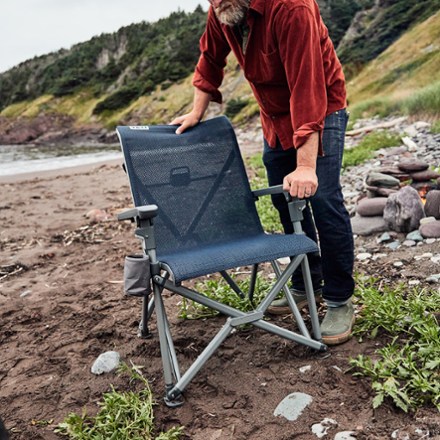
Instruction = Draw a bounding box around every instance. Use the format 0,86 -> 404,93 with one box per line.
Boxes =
208,0 -> 250,26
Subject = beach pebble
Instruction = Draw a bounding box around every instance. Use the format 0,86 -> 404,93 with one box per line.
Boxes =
274,392 -> 313,421
311,418 -> 338,438
91,351 -> 120,375
406,230 -> 424,242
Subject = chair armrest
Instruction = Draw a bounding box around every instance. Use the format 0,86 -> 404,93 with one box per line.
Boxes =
252,185 -> 292,201
117,205 -> 158,221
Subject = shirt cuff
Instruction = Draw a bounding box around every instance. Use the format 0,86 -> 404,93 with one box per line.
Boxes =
192,70 -> 223,104
293,122 -> 324,156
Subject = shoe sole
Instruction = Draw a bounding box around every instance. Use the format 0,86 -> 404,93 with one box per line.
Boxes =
267,296 -> 322,315
321,315 -> 356,346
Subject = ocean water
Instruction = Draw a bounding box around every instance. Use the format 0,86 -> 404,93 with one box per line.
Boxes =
0,143 -> 123,176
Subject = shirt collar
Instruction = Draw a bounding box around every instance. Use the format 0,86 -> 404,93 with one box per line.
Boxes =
249,0 -> 265,15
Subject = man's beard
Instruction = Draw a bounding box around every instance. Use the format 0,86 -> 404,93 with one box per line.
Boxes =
214,0 -> 250,26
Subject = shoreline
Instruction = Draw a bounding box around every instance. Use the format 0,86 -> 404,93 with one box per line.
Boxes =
0,157 -> 124,184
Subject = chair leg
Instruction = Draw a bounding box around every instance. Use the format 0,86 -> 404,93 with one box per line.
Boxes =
152,282 -> 183,406
138,296 -> 154,339
301,256 -> 322,341
271,259 -> 311,339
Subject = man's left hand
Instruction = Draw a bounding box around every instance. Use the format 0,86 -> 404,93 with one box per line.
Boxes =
283,166 -> 318,198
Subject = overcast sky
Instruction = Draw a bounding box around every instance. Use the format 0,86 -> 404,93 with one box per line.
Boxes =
0,0 -> 206,73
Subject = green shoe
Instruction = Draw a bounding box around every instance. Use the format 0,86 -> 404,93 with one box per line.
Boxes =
321,301 -> 355,345
267,288 -> 323,315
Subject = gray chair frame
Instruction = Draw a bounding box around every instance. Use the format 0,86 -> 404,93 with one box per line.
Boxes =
118,185 -> 327,407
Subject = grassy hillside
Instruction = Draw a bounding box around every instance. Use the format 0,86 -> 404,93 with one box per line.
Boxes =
0,6 -> 438,141
347,11 -> 440,119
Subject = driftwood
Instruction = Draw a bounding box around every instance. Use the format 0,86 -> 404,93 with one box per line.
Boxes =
346,117 -> 407,136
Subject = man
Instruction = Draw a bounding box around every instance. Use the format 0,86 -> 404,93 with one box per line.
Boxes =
170,0 -> 355,345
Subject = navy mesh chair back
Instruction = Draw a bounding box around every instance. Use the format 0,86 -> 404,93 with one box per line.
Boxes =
118,117 -> 263,255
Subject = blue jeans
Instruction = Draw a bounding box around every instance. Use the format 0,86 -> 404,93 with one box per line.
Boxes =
262,109 -> 354,302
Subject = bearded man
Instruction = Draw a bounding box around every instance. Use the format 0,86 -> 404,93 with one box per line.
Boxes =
171,0 -> 355,345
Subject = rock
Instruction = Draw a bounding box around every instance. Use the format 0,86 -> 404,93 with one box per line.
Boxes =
424,190 -> 440,219
403,240 -> 416,247
410,169 -> 440,182
334,432 -> 357,440
351,214 -> 388,236
401,136 -> 418,152
366,172 -> 400,188
299,365 -> 311,373
365,186 -> 398,197
386,240 -> 401,250
274,392 -> 313,421
377,232 -> 391,243
419,220 -> 440,238
397,159 -> 429,173
311,418 -> 338,438
406,230 -> 424,241
420,216 -> 437,225
356,197 -> 388,216
383,186 -> 425,233
426,274 -> 440,283
91,351 -> 120,375
357,253 -> 372,261
431,255 -> 440,264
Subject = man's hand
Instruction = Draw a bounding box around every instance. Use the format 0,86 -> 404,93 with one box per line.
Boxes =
170,112 -> 201,134
170,88 -> 212,134
283,165 -> 318,198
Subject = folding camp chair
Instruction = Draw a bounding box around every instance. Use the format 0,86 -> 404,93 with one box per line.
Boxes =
116,116 -> 327,407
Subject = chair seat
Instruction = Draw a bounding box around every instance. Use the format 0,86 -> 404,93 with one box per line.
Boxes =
159,233 -> 318,282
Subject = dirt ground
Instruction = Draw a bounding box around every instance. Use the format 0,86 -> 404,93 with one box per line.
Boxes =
1,161 -> 439,440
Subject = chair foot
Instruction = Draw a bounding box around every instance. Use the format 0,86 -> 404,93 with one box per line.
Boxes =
137,321 -> 152,339
164,386 -> 184,408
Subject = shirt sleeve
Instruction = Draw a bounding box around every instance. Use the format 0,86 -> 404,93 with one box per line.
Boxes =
192,7 -> 231,104
275,5 -> 327,153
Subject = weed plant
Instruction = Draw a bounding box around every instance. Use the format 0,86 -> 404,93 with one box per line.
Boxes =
350,277 -> 440,412
55,363 -> 183,439
343,131 -> 401,168
179,272 -> 275,319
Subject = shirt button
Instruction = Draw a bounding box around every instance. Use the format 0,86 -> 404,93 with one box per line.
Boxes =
271,115 -> 276,120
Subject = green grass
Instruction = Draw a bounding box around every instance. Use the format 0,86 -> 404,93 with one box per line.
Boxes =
350,277 -> 440,412
343,131 -> 401,168
179,272 -> 277,319
402,80 -> 440,116
245,154 -> 283,233
348,81 -> 440,126
55,363 -> 183,439
431,120 -> 440,133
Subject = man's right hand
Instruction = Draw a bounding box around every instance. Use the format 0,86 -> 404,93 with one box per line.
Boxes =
170,88 -> 212,134
169,112 -> 201,134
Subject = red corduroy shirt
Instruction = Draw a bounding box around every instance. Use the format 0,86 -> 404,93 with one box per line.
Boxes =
193,0 -> 347,153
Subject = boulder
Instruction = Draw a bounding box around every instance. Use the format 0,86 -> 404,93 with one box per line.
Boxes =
410,169 -> 440,182
356,197 -> 388,217
365,172 -> 400,188
419,220 -> 440,238
397,159 -> 429,173
351,214 -> 388,236
424,190 -> 440,219
383,186 -> 425,233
